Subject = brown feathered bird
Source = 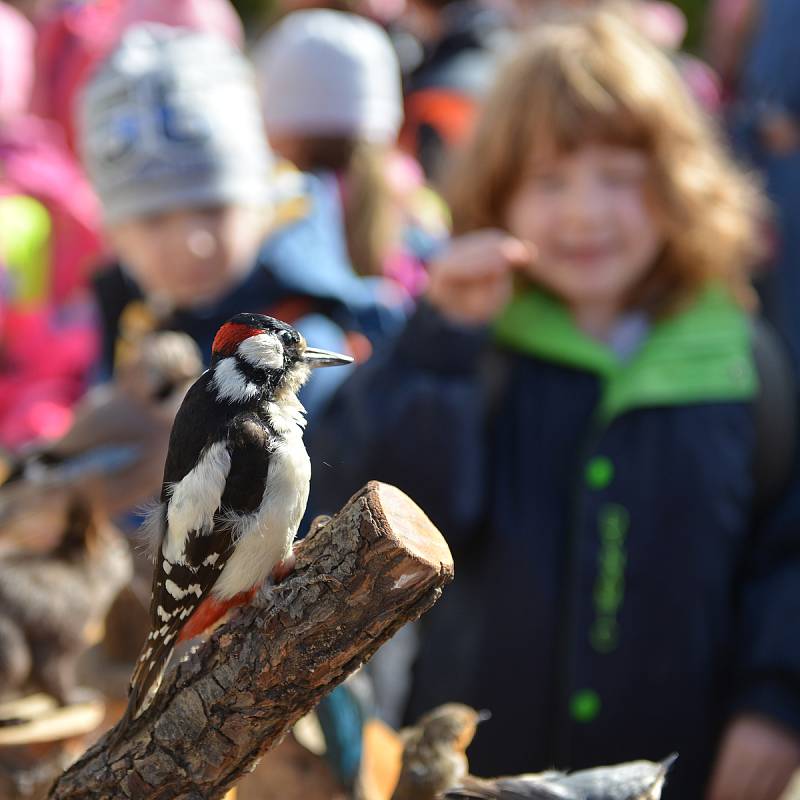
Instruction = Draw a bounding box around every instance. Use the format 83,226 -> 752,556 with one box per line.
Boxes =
0,498 -> 132,704
391,703 -> 490,800
443,755 -> 677,800
0,331 -> 203,541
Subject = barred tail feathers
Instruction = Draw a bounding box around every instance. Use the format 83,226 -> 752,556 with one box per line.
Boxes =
106,637 -> 175,747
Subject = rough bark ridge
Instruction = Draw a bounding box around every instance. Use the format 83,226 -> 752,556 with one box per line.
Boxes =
49,481 -> 454,800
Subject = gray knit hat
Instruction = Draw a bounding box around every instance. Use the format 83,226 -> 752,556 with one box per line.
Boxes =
79,24 -> 273,225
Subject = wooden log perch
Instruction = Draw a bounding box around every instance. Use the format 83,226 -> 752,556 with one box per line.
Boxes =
48,481 -> 454,800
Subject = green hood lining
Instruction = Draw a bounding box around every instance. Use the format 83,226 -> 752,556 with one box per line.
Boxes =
493,287 -> 757,423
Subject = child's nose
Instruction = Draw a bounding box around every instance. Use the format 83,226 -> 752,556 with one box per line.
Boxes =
184,226 -> 217,259
564,180 -> 607,227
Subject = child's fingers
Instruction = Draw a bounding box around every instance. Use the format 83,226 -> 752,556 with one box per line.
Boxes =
707,716 -> 800,800
502,238 -> 537,270
426,230 -> 532,325
447,275 -> 513,325
432,231 -> 533,284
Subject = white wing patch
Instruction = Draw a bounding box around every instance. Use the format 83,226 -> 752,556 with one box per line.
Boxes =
212,357 -> 259,403
164,579 -> 203,599
237,333 -> 284,371
163,441 -> 231,564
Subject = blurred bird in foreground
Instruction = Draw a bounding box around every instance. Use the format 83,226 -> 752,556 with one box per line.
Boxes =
391,703 -> 490,800
0,331 -> 203,546
0,498 -> 132,705
443,755 -> 676,800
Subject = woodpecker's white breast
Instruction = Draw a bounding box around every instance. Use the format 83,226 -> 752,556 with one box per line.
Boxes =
212,395 -> 310,599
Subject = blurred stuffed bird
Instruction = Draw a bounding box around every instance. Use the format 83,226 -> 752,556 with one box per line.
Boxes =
391,703 -> 490,800
0,331 -> 203,542
443,755 -> 677,800
0,498 -> 132,704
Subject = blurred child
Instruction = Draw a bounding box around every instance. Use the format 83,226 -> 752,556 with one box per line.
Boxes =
0,1 -> 99,450
79,24 -> 403,416
254,9 -> 447,299
0,195 -> 97,451
309,11 -> 800,800
394,0 -> 506,182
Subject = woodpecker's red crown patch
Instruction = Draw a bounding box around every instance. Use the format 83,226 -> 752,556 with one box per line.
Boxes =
212,323 -> 261,356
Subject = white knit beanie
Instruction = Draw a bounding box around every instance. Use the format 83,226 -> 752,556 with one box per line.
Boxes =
253,10 -> 403,144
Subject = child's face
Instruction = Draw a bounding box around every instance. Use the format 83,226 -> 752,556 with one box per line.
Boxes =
505,143 -> 664,313
109,206 -> 269,310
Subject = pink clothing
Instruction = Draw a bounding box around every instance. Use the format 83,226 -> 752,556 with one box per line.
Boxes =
0,115 -> 103,302
0,305 -> 97,450
0,193 -> 97,450
118,0 -> 243,43
0,2 -> 35,117
678,54 -> 723,115
704,0 -> 759,100
32,0 -> 244,154
637,0 -> 687,50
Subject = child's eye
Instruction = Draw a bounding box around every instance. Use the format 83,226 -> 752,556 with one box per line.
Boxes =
530,173 -> 565,191
139,212 -> 170,230
599,164 -> 647,187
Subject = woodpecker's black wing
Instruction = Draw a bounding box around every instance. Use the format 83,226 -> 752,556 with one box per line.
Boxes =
126,404 -> 273,719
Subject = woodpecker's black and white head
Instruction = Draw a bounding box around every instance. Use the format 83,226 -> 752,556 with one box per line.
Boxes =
209,312 -> 352,404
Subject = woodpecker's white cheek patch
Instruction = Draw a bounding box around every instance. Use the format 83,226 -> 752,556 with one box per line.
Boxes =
237,333 -> 284,371
164,442 -> 231,563
213,357 -> 259,403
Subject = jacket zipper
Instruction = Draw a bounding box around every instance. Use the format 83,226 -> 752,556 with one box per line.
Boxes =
551,413 -> 607,765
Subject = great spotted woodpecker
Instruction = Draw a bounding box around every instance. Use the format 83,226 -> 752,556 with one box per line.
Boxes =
123,313 -> 351,722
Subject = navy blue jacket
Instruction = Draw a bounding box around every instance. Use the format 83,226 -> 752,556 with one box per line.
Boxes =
308,293 -> 800,800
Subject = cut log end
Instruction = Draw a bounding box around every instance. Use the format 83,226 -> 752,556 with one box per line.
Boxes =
49,482 -> 454,800
364,482 -> 454,577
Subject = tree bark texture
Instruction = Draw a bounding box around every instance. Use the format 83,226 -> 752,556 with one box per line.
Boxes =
48,482 -> 454,800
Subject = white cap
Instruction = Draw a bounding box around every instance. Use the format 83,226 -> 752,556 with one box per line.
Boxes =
253,10 -> 403,144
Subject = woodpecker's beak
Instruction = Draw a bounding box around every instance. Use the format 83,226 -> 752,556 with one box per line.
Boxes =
302,346 -> 354,368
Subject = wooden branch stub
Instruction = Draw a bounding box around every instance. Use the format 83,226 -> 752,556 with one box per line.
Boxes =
49,481 -> 454,800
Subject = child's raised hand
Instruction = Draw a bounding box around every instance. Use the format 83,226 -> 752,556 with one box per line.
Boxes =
706,714 -> 800,800
426,230 -> 534,326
